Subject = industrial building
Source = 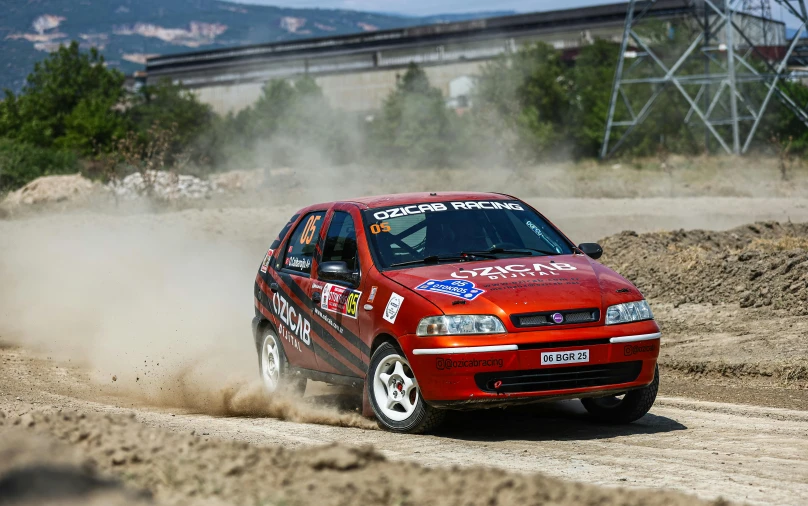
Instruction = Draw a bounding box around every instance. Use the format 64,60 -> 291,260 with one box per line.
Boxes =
142,0 -> 788,114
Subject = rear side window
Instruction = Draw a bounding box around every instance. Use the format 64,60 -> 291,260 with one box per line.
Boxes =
322,211 -> 359,272
270,214 -> 299,250
282,212 -> 326,275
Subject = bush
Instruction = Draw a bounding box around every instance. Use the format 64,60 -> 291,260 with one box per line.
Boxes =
370,63 -> 457,167
0,139 -> 79,192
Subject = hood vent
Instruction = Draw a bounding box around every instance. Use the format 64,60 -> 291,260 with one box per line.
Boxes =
511,308 -> 599,328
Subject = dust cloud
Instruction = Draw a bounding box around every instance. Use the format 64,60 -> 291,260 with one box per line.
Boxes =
0,208 -> 374,429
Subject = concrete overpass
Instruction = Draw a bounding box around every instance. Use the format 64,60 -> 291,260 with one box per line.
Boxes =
142,1 -> 787,114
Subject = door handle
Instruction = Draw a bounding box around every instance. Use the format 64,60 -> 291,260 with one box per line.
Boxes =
269,283 -> 279,293
312,292 -> 321,303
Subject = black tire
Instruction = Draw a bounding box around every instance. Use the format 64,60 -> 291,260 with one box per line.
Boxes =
258,327 -> 306,397
368,342 -> 445,434
581,365 -> 659,423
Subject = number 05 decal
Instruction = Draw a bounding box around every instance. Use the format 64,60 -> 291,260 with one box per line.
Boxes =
300,215 -> 322,245
370,222 -> 391,234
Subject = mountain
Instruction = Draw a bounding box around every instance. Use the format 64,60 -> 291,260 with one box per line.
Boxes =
0,0 -> 515,93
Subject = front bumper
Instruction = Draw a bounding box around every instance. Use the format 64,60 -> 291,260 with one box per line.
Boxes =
399,321 -> 660,408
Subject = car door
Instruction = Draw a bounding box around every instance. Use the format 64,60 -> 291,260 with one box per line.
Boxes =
310,204 -> 371,378
271,210 -> 327,371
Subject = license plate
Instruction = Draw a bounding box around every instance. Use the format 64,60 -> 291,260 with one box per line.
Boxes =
541,349 -> 590,365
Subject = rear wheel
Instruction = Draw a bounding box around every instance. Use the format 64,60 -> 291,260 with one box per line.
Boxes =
581,365 -> 659,423
368,342 -> 445,433
259,328 -> 306,396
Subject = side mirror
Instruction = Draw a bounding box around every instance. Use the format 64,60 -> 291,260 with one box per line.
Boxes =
317,261 -> 359,286
578,243 -> 603,260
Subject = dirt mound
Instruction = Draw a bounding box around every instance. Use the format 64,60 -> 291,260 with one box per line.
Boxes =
1,174 -> 103,211
0,408 -> 725,506
600,221 -> 808,314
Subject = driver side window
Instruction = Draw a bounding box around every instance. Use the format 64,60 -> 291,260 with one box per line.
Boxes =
322,211 -> 359,273
282,212 -> 326,275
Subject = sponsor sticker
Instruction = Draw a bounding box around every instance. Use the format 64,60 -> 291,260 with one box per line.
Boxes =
260,249 -> 274,273
367,286 -> 378,303
451,262 -> 577,280
372,201 -> 524,221
321,283 -> 361,319
314,307 -> 344,335
624,343 -> 656,356
436,357 -> 503,370
269,291 -> 312,351
383,292 -> 404,324
285,256 -> 311,270
415,279 -> 485,301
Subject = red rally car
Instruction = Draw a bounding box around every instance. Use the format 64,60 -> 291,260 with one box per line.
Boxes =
252,192 -> 660,433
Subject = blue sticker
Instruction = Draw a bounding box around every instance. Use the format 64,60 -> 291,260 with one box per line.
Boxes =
415,279 -> 485,301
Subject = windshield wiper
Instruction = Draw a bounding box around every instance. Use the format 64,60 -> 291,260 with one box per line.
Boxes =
463,247 -> 559,257
389,255 -> 465,268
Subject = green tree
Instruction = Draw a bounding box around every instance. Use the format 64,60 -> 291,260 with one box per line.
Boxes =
127,79 -> 214,162
567,40 -> 621,157
475,42 -> 570,160
0,41 -> 127,154
372,63 -> 454,167
764,81 -> 808,154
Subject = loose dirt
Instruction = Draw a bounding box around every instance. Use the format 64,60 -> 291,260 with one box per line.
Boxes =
1,348 -> 807,506
1,406 -> 733,506
1,195 -> 808,505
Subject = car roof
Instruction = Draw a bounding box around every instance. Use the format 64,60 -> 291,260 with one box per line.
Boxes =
299,192 -> 515,212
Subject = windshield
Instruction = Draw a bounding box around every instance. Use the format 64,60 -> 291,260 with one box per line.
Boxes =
362,200 -> 573,269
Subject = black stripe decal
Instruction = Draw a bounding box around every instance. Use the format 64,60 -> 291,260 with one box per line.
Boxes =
255,295 -> 358,377
275,272 -> 371,363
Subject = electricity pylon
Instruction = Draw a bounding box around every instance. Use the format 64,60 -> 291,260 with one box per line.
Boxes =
601,0 -> 808,158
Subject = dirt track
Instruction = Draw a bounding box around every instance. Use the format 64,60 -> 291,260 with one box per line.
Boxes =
1,195 -> 808,505
1,346 -> 807,506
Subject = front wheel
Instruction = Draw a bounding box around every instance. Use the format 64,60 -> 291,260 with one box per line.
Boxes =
259,328 -> 306,396
581,365 -> 659,423
368,342 -> 445,433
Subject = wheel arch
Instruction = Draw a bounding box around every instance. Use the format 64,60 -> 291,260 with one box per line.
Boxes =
254,317 -> 277,353
370,332 -> 401,358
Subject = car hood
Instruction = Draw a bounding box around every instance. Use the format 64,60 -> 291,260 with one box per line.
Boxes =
383,255 -> 639,325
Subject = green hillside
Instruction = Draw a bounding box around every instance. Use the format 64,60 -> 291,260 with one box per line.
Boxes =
0,0 -> 512,92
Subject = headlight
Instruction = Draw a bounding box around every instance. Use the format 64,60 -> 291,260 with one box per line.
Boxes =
605,300 -> 654,325
417,315 -> 506,336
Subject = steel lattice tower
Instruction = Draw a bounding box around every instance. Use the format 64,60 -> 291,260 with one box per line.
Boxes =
601,0 -> 808,157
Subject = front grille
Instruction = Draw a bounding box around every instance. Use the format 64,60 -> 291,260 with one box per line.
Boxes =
564,311 -> 598,323
475,361 -> 643,394
512,308 -> 599,328
519,315 -> 548,326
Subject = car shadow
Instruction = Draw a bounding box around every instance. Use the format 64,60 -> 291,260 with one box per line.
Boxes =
434,400 -> 687,442
304,387 -> 687,441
